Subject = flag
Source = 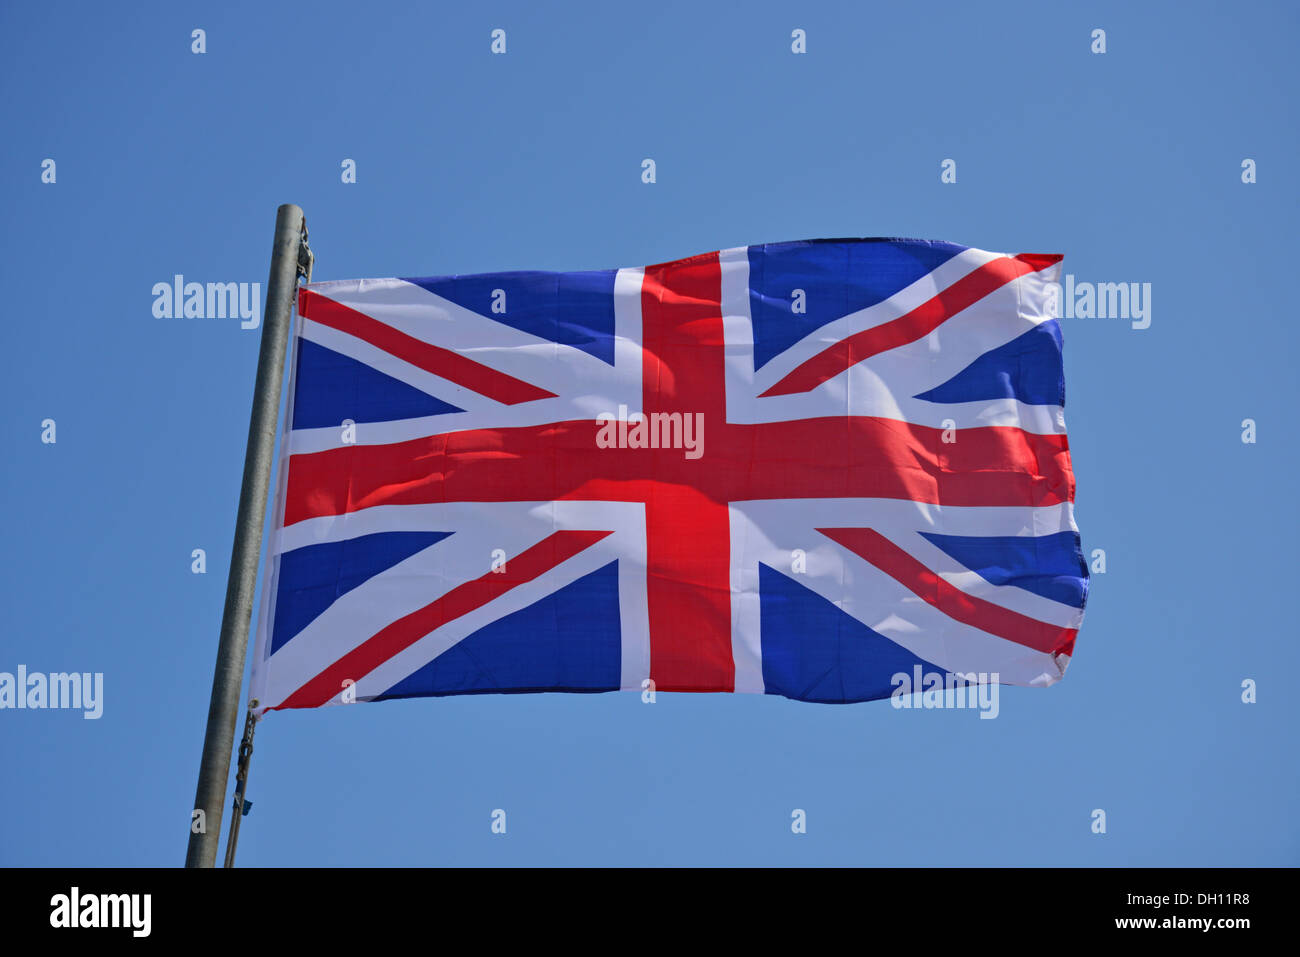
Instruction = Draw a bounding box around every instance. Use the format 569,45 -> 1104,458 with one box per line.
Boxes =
249,238 -> 1087,711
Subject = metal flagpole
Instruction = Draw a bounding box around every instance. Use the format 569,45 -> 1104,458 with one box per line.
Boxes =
186,204 -> 312,868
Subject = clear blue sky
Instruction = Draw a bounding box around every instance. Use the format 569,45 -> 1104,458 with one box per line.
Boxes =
1,0 -> 1295,866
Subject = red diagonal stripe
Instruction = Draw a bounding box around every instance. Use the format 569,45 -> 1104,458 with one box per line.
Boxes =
760,253 -> 1063,397
299,288 -> 556,406
817,526 -> 1076,655
274,529 -> 612,710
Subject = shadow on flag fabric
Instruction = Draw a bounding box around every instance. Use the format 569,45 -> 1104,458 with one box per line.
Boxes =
249,238 -> 1087,711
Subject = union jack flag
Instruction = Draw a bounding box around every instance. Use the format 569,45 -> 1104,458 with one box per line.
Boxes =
249,238 -> 1087,711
